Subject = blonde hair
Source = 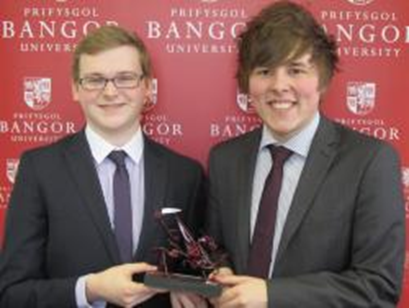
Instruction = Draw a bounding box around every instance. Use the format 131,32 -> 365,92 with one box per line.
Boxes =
72,25 -> 152,82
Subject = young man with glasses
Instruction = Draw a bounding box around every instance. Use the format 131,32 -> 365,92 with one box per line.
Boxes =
0,25 -> 205,308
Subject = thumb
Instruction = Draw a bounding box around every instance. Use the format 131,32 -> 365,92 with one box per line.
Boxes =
125,262 -> 158,274
214,274 -> 250,286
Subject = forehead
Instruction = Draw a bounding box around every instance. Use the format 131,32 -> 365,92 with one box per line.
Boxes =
79,45 -> 142,75
286,52 -> 315,67
255,52 -> 315,70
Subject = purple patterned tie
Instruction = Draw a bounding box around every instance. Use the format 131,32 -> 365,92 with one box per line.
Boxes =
247,145 -> 293,278
109,150 -> 133,263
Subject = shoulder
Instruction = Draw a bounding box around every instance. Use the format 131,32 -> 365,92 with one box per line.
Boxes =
210,128 -> 262,156
19,131 -> 82,162
144,136 -> 203,172
326,118 -> 400,163
206,128 -> 261,173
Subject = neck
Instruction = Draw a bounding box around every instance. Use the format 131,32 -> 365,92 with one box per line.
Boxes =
91,123 -> 140,148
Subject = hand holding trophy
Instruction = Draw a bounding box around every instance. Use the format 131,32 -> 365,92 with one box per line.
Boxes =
144,208 -> 225,297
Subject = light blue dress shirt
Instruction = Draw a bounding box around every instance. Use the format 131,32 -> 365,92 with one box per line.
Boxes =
251,112 -> 320,277
76,126 -> 145,308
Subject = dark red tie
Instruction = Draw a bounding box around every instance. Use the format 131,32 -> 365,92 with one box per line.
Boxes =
247,145 -> 293,278
109,150 -> 133,263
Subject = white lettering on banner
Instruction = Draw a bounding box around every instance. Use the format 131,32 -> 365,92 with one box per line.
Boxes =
141,114 -> 183,146
169,8 -> 247,19
144,114 -> 167,122
353,127 -> 400,140
321,10 -> 398,21
10,135 -> 62,143
210,123 -> 260,138
23,7 -> 99,18
320,9 -> 408,59
149,136 -> 171,145
223,116 -> 258,123
338,47 -> 400,57
0,121 -> 76,134
145,6 -> 248,54
12,112 -> 61,120
143,123 -> 183,136
166,43 -> 236,53
322,23 -> 408,44
336,118 -> 385,126
20,42 -> 76,52
146,21 -> 245,40
1,20 -> 118,39
335,119 -> 401,141
210,115 -> 261,138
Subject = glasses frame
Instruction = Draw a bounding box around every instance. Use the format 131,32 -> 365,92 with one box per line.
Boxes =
78,72 -> 145,91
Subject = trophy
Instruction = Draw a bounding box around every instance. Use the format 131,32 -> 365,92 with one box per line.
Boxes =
144,208 -> 225,297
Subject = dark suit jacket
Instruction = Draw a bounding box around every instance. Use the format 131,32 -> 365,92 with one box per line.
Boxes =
0,130 -> 205,308
207,116 -> 405,307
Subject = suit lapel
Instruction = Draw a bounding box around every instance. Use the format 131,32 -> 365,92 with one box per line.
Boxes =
235,129 -> 262,273
275,117 -> 339,268
63,131 -> 121,264
134,137 -> 167,260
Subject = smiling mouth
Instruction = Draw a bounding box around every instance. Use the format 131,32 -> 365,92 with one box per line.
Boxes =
266,100 -> 295,109
99,103 -> 126,109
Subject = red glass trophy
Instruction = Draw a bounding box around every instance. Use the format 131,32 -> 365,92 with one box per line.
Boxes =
144,208 -> 225,297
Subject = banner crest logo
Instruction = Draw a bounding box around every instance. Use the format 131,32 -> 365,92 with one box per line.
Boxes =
24,77 -> 52,111
6,159 -> 19,184
346,82 -> 376,116
144,79 -> 158,112
236,92 -> 255,114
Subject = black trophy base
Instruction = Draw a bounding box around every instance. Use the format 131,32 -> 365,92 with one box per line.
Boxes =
144,271 -> 222,298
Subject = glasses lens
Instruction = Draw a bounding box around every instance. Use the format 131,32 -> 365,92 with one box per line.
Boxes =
80,73 -> 143,90
81,77 -> 106,90
114,73 -> 141,89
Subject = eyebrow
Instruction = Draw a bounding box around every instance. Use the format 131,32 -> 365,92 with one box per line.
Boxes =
288,60 -> 311,67
82,73 -> 104,78
81,71 -> 139,77
286,60 -> 316,71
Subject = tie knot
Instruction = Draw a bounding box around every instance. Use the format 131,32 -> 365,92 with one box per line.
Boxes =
108,150 -> 127,167
267,145 -> 293,164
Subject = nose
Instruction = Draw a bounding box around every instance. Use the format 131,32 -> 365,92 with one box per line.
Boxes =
268,68 -> 290,92
102,80 -> 119,96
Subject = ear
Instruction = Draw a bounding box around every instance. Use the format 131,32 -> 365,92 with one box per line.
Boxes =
71,80 -> 80,102
318,84 -> 328,100
247,94 -> 254,105
144,77 -> 153,97
142,78 -> 154,111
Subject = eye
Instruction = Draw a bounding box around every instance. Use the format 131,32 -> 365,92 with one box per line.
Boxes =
114,73 -> 140,88
116,74 -> 137,82
287,66 -> 309,76
83,77 -> 105,88
253,68 -> 271,76
86,77 -> 105,85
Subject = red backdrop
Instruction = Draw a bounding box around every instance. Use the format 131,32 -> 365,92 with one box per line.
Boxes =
1,0 -> 408,305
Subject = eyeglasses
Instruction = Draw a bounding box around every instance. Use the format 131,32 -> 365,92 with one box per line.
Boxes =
79,72 -> 144,91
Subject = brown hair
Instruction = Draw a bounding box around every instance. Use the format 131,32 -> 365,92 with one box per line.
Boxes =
237,0 -> 339,93
72,25 -> 152,82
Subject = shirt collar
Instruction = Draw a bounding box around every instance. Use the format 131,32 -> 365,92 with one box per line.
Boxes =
260,112 -> 320,158
85,126 -> 144,165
